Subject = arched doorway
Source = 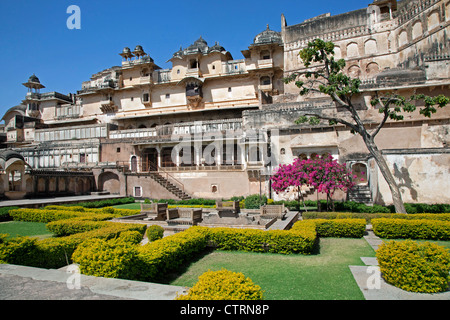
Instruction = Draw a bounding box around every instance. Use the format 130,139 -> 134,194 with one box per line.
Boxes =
352,163 -> 368,185
130,156 -> 138,172
98,171 -> 120,194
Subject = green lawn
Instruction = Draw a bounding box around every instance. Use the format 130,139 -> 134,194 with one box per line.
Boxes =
166,237 -> 376,300
0,221 -> 54,240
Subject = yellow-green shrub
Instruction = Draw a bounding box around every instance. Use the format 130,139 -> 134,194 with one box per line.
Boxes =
204,221 -> 317,254
46,219 -> 107,237
72,237 -> 140,279
176,269 -> 264,300
146,225 -> 164,241
376,240 -> 450,293
0,222 -> 146,269
310,219 -> 366,238
72,226 -> 208,281
372,218 -> 450,240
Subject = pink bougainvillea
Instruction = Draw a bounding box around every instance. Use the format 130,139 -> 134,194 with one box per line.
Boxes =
271,154 -> 355,209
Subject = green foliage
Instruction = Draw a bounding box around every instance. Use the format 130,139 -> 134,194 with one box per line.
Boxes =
146,225 -> 164,242
376,240 -> 450,293
205,221 -> 317,255
243,194 -> 267,209
176,269 -> 264,300
0,207 -> 19,222
72,237 -> 140,279
310,219 -> 366,238
372,218 -> 450,240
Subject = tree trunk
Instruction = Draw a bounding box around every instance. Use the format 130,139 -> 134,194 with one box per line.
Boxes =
363,135 -> 407,213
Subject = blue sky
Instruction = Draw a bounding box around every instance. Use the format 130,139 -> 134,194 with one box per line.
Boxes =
0,0 -> 367,117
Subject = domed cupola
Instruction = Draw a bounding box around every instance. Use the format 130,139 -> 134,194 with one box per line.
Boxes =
253,24 -> 282,46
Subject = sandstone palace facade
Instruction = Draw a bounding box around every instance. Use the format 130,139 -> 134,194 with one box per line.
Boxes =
1,0 -> 449,205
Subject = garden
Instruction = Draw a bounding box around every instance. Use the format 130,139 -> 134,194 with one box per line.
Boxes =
0,195 -> 450,299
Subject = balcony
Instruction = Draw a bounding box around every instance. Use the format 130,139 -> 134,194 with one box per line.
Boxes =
155,69 -> 171,83
257,58 -> 273,69
100,100 -> 118,113
139,75 -> 152,85
109,118 -> 243,142
222,60 -> 246,74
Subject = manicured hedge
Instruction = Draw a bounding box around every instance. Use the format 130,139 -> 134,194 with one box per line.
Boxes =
376,240 -> 450,293
204,221 -> 317,255
372,218 -> 450,240
310,219 -> 366,238
176,269 -> 264,300
303,212 -> 450,223
0,205 -> 146,269
73,226 -> 209,281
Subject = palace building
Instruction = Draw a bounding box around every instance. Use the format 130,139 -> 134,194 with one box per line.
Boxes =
1,0 -> 449,206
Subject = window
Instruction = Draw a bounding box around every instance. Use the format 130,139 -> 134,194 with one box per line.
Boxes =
260,76 -> 271,85
134,186 -> 142,197
143,93 -> 149,102
130,97 -> 134,101
165,93 -> 170,99
260,50 -> 270,60
177,69 -> 180,74
116,147 -> 121,153
228,87 -> 232,92
190,59 -> 198,69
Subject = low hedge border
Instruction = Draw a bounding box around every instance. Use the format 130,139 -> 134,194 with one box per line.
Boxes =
303,212 -> 450,223
309,219 -> 366,238
204,221 -> 317,255
372,218 -> 450,240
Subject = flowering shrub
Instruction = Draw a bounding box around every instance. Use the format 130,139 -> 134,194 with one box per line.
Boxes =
176,269 -> 264,300
271,155 -> 354,194
271,155 -> 354,210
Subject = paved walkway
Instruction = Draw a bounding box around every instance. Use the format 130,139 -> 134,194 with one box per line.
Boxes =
349,226 -> 450,300
0,264 -> 187,300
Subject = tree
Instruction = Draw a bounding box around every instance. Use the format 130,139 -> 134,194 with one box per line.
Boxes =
284,39 -> 450,213
271,154 -> 354,211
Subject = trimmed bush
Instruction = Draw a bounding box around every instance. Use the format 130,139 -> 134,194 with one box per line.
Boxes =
134,227 -> 208,281
303,211 -> 450,223
372,218 -> 450,240
205,221 -> 317,255
0,221 -> 146,269
176,269 -> 264,300
376,240 -> 450,293
72,237 -> 140,279
146,225 -> 164,242
311,219 -> 366,238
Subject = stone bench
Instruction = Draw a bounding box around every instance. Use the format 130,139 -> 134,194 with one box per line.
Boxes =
166,208 -> 203,226
260,204 -> 287,220
140,202 -> 168,221
216,200 -> 240,217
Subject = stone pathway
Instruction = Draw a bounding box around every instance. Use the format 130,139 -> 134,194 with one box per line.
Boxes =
349,225 -> 450,300
0,263 -> 187,300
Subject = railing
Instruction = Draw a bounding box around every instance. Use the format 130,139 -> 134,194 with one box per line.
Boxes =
222,60 -> 246,74
117,160 -> 185,193
155,69 -> 171,83
108,119 -> 243,140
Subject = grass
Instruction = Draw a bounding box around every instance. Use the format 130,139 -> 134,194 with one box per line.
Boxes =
166,237 -> 376,300
0,221 -> 54,240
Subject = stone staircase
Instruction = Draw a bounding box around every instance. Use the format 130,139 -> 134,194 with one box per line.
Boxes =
347,184 -> 373,205
148,172 -> 191,200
